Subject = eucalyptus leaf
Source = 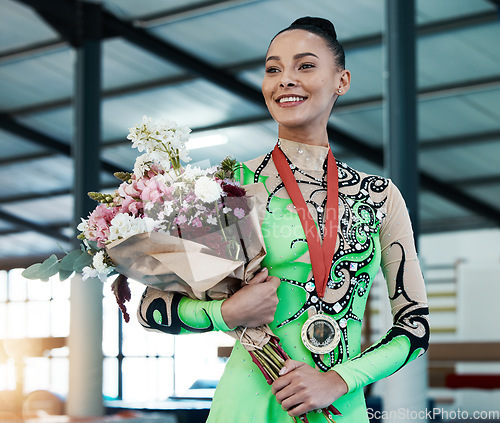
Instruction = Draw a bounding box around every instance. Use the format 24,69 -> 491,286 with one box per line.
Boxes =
59,268 -> 74,281
38,254 -> 60,280
60,250 -> 84,271
73,252 -> 93,272
21,263 -> 44,280
86,240 -> 99,251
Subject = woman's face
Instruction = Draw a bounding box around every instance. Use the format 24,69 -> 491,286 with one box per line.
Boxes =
262,29 -> 350,142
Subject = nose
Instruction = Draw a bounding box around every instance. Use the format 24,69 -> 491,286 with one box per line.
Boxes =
279,71 -> 297,88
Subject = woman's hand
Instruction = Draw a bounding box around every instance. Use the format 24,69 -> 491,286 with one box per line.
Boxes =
272,359 -> 348,417
221,268 -> 280,329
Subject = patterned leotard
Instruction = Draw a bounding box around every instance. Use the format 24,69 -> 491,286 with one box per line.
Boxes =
138,138 -> 430,422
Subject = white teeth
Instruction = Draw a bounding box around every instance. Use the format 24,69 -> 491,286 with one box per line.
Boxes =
278,96 -> 305,103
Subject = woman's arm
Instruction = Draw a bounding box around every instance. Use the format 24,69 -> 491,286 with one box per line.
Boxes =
137,268 -> 280,335
332,180 -> 430,393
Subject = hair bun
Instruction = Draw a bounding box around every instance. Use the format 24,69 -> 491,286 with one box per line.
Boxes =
291,17 -> 338,41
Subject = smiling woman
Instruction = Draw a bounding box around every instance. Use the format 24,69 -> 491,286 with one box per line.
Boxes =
138,16 -> 429,423
261,22 -> 350,145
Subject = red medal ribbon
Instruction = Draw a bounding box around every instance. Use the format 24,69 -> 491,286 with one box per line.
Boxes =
272,143 -> 339,298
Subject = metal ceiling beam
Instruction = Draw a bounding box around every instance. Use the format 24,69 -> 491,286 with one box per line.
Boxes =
16,0 -> 80,46
102,11 -> 264,107
0,113 -> 124,174
3,7 -> 497,67
0,209 -> 71,243
420,129 -> 500,151
134,0 -> 259,27
0,113 -> 70,155
420,216 -> 491,234
9,74 -> 195,117
450,174 -> 500,188
0,39 -> 66,64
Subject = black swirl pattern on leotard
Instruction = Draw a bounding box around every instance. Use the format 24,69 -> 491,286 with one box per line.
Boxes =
262,150 -> 391,371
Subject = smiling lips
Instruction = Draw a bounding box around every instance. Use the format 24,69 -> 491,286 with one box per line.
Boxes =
276,95 -> 307,106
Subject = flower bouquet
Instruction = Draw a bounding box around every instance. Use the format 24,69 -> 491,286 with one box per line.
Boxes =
22,116 -> 340,422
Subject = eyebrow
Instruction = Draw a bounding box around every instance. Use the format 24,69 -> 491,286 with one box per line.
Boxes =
265,52 -> 319,62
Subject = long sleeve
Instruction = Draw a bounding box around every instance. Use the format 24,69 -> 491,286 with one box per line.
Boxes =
333,181 -> 430,393
137,287 -> 233,335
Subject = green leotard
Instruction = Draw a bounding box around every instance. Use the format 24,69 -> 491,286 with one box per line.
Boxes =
138,139 -> 430,422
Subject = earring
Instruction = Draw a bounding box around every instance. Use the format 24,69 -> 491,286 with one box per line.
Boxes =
338,89 -> 342,93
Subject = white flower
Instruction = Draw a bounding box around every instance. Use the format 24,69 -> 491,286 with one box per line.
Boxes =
107,213 -> 158,243
108,213 -> 132,240
93,250 -> 112,274
194,176 -> 222,203
179,147 -> 191,163
182,165 -> 208,182
223,206 -> 232,214
77,218 -> 88,233
206,214 -> 217,225
127,115 -> 155,152
143,216 -> 158,232
82,266 -> 98,280
163,201 -> 174,217
133,153 -> 153,178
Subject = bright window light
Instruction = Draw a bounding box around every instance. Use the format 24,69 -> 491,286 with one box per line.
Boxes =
186,134 -> 228,150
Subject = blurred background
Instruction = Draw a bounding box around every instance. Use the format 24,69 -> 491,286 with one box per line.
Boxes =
1,0 -> 500,422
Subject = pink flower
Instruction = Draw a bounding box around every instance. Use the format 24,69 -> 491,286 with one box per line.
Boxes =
119,197 -> 144,216
85,204 -> 119,247
175,214 -> 187,225
147,164 -> 165,179
118,180 -> 141,199
191,217 -> 202,228
234,207 -> 245,219
140,178 -> 169,204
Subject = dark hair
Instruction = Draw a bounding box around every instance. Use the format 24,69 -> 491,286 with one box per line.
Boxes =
271,17 -> 345,69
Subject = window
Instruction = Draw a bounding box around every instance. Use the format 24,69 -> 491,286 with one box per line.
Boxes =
1,269 -> 233,403
103,280 -> 233,402
0,269 -> 70,397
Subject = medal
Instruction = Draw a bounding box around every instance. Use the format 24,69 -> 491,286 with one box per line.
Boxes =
272,142 -> 341,354
301,312 -> 341,354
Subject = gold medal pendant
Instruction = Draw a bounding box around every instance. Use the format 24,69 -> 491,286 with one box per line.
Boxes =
301,313 -> 341,354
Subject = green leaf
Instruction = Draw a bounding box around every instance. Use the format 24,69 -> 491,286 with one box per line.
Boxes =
73,252 -> 93,272
59,268 -> 74,281
87,240 -> 99,250
21,263 -> 44,280
38,254 -> 60,280
60,250 -> 84,271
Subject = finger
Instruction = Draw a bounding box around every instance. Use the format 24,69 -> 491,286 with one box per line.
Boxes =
279,359 -> 303,376
271,373 -> 292,395
281,395 -> 303,413
266,275 -> 281,289
247,267 -> 268,285
287,403 -> 310,417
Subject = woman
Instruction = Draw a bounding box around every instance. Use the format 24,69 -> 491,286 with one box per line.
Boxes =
138,17 -> 430,422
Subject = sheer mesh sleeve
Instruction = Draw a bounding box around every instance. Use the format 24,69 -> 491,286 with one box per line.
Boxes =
333,181 -> 430,392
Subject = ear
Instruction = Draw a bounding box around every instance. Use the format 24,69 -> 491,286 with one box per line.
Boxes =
336,69 -> 351,96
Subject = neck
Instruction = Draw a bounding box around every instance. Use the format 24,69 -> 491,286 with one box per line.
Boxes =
278,125 -> 330,148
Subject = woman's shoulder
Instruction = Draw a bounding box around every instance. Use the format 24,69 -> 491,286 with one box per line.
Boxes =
336,159 -> 392,193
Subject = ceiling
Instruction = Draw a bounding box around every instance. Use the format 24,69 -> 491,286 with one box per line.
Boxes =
1,0 -> 500,268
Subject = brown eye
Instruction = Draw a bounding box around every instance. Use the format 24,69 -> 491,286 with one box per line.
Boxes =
265,67 -> 280,74
299,63 -> 315,70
